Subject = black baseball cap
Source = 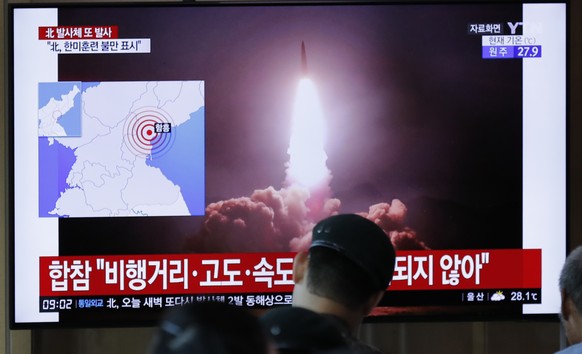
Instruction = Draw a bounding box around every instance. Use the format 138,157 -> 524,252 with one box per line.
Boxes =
310,214 -> 396,290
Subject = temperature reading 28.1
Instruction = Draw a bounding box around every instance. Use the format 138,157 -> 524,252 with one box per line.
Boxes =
510,291 -> 540,302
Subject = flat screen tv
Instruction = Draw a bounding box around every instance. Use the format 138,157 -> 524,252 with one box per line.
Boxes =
7,0 -> 567,328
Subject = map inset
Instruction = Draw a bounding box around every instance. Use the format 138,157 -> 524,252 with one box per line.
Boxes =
39,82 -> 82,137
38,81 -> 205,218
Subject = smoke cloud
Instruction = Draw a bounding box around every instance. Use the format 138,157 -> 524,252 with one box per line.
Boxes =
184,182 -> 428,253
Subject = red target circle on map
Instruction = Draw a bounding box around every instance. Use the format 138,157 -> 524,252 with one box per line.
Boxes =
123,107 -> 175,159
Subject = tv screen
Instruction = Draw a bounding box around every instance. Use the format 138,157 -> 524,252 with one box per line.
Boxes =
7,0 -> 567,328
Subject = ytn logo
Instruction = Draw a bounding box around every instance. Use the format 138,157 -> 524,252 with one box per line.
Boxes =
507,21 -> 543,35
507,22 -> 522,35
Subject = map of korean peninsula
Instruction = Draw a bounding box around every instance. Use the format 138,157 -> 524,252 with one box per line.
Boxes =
38,81 -> 205,218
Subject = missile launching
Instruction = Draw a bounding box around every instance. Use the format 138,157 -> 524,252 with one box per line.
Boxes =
301,41 -> 308,75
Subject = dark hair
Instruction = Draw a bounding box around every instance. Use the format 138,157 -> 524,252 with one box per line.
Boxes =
306,247 -> 378,310
149,301 -> 269,354
560,246 -> 582,313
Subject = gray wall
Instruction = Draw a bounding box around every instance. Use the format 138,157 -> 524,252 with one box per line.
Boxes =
2,0 -> 581,353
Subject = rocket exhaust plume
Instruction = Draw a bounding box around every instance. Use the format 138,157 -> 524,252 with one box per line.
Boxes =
285,42 -> 333,221
288,41 -> 329,188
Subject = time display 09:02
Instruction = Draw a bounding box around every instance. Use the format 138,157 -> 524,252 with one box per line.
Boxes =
41,298 -> 73,311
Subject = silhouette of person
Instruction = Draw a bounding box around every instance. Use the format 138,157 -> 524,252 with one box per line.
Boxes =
291,214 -> 396,354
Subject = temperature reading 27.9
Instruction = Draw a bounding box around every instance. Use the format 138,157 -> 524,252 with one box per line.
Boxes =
516,45 -> 542,58
510,291 -> 540,302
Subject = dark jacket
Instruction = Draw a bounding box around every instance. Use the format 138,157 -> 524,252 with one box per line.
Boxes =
322,315 -> 385,354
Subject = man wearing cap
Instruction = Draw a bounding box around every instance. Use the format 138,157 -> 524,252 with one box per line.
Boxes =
555,245 -> 582,354
291,213 -> 396,354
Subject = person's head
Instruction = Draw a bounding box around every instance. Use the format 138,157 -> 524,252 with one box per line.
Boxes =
292,214 -> 396,332
559,246 -> 582,345
149,301 -> 273,354
260,306 -> 350,354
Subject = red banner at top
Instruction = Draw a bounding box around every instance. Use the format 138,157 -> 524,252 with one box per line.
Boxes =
39,249 -> 541,297
38,26 -> 119,40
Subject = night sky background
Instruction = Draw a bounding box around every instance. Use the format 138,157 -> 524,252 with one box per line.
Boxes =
57,3 -> 523,255
49,1 -> 528,324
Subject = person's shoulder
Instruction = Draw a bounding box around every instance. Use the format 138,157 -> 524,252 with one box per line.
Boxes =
555,342 -> 582,354
318,315 -> 385,354
349,340 -> 385,354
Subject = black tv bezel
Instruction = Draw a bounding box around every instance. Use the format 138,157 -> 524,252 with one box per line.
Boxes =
5,0 -> 569,329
